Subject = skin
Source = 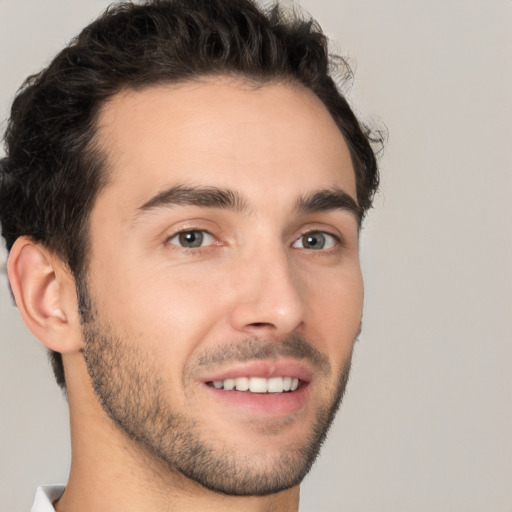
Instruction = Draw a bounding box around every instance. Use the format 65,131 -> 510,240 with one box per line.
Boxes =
8,78 -> 363,512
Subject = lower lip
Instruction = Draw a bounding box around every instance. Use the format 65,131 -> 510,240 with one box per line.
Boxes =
204,383 -> 311,416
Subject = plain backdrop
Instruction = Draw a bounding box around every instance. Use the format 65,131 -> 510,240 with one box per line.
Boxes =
1,1 -> 511,511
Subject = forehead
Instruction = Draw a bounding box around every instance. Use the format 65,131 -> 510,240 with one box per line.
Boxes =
94,78 -> 356,211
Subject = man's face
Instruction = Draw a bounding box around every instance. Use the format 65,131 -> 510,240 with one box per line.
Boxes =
81,78 -> 363,495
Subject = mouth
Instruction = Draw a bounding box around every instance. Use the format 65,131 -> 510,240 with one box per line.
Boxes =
206,376 -> 301,393
200,360 -> 312,416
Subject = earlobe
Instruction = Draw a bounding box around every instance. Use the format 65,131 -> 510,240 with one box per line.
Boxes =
7,237 -> 82,353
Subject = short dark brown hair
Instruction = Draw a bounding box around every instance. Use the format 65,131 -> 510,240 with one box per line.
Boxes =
0,0 -> 381,389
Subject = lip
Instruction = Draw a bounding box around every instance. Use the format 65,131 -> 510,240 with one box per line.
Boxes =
204,383 -> 310,416
200,358 -> 314,383
199,359 -> 313,416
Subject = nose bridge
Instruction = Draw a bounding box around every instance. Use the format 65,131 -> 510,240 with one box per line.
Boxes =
229,235 -> 305,335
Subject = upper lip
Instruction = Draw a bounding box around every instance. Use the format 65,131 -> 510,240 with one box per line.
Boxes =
200,358 -> 314,383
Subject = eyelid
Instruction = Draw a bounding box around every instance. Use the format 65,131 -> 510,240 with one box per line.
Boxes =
166,228 -> 217,249
161,218 -> 220,242
292,229 -> 343,250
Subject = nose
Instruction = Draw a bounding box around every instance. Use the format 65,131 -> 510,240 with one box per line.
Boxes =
228,243 -> 305,336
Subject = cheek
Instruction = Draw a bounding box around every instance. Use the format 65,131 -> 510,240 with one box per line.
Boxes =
303,265 -> 363,358
92,261 -> 231,360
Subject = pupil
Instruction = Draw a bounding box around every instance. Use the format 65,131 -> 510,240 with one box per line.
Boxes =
179,231 -> 203,247
304,233 -> 325,249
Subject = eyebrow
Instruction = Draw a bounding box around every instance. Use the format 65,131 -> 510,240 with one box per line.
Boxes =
136,184 -> 249,217
135,184 -> 361,223
295,188 -> 362,223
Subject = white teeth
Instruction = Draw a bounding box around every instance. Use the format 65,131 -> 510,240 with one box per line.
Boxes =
209,376 -> 301,393
223,378 -> 235,391
249,377 -> 268,393
234,377 -> 249,391
267,377 -> 284,393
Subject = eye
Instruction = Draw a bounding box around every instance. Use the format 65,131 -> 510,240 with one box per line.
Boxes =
168,230 -> 214,248
292,231 -> 338,250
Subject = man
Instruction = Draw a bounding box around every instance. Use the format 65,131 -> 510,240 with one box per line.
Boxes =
0,0 -> 380,510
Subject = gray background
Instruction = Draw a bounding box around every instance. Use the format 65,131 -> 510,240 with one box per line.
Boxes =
1,1 -> 511,511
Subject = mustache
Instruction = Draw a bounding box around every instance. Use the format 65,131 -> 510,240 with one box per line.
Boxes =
192,334 -> 331,376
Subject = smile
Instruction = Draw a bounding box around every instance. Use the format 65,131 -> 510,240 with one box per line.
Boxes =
206,376 -> 300,393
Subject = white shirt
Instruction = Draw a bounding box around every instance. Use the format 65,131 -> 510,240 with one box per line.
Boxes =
31,486 -> 65,512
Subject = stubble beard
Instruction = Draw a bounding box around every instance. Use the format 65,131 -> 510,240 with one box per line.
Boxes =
79,286 -> 354,496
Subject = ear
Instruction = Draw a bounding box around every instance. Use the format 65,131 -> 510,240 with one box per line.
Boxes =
7,237 -> 82,354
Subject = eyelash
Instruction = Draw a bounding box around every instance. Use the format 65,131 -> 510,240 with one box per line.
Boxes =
166,229 -> 217,250
293,230 -> 342,251
166,228 -> 343,252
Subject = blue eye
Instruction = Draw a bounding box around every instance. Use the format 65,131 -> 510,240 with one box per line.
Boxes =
293,231 -> 337,250
168,230 -> 214,248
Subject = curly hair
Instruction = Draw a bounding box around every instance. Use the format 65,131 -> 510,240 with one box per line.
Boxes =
0,0 -> 381,389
